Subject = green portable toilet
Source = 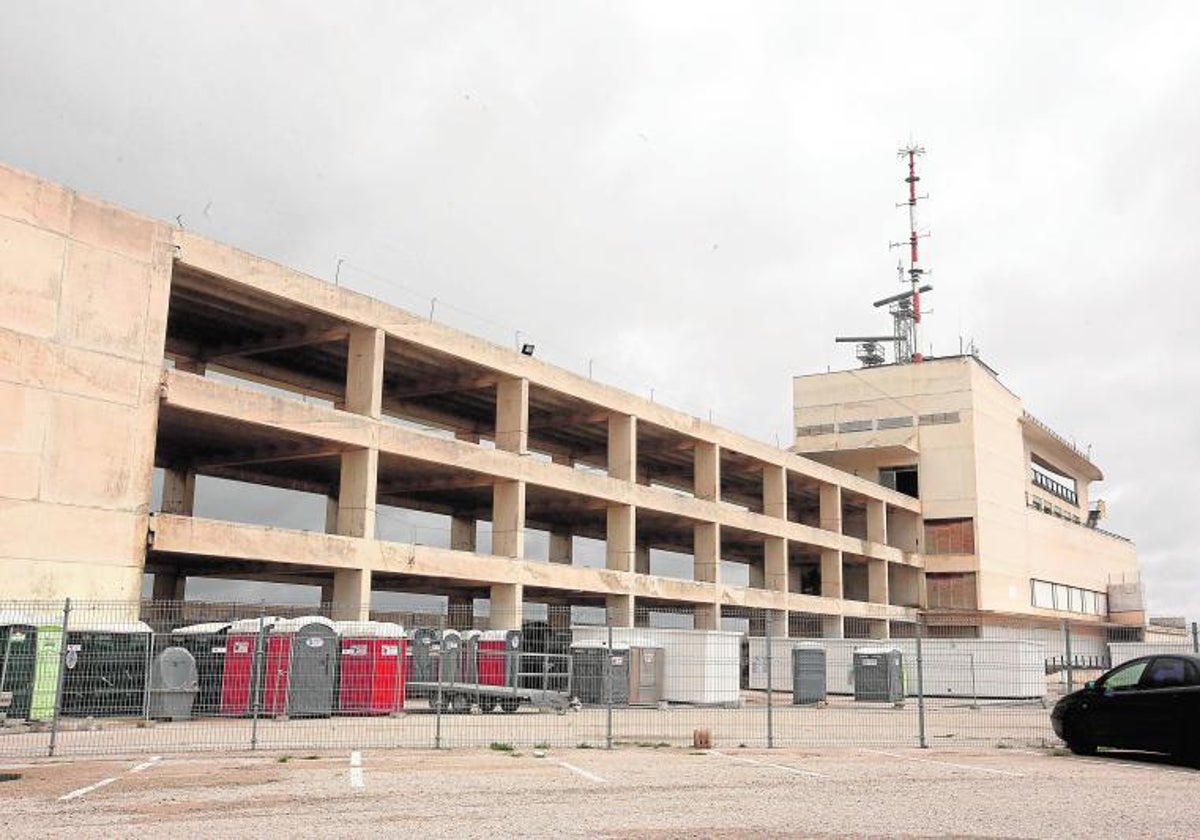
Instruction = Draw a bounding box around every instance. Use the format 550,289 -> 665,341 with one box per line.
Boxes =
30,623 -> 64,722
0,615 -> 38,720
61,622 -> 153,717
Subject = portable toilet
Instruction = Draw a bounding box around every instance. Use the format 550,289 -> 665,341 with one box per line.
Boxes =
0,616 -> 38,720
336,621 -> 407,715
171,622 -> 232,716
439,630 -> 462,684
570,643 -> 630,705
219,617 -> 278,716
61,621 -> 153,717
628,646 -> 666,706
459,630 -> 483,684
853,647 -> 904,703
147,646 -> 199,720
263,617 -> 338,718
477,630 -> 521,687
791,644 -> 827,705
408,628 -> 441,684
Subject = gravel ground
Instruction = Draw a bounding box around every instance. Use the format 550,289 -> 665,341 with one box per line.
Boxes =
1,745 -> 1196,838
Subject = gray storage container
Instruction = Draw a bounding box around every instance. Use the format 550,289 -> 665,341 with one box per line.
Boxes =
409,628 -> 441,683
628,646 -> 665,706
148,646 -> 199,720
570,644 -> 630,705
853,647 -> 904,703
791,644 -> 827,705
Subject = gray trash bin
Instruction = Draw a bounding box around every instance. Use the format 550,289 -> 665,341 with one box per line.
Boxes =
853,647 -> 904,703
148,646 -> 199,721
791,644 -> 826,705
570,644 -> 630,705
628,646 -> 665,706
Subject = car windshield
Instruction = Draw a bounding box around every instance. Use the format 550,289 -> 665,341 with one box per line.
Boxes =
1100,660 -> 1148,691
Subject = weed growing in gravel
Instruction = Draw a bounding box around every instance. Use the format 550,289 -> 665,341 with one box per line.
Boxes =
577,742 -> 593,749
533,742 -> 550,750
276,755 -> 291,763
489,742 -> 514,752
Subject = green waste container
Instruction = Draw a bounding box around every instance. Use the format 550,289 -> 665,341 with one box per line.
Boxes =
61,622 -> 153,717
0,620 -> 38,720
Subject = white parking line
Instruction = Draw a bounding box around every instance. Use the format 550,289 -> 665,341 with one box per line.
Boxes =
59,776 -> 118,801
556,760 -> 606,783
58,756 -> 163,801
863,749 -> 1025,777
710,750 -> 828,779
349,751 -> 364,789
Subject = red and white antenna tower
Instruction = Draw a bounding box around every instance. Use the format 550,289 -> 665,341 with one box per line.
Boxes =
835,144 -> 935,367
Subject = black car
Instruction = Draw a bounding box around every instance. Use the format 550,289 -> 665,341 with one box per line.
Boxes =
1051,653 -> 1200,762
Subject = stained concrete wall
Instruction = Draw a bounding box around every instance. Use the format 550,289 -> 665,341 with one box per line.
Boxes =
0,164 -> 172,599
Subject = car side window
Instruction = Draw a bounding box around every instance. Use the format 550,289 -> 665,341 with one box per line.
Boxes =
1101,660 -> 1148,691
1143,658 -> 1189,688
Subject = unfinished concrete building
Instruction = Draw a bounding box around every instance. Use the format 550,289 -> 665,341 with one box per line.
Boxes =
0,163 -> 925,635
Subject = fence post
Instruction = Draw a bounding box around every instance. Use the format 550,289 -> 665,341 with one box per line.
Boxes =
605,615 -> 613,751
48,597 -> 72,758
434,623 -> 444,750
1062,619 -> 1074,694
915,612 -> 927,749
766,615 -> 774,749
1192,621 -> 1199,655
249,607 -> 264,751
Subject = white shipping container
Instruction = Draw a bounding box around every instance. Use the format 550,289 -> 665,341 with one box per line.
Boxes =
571,626 -> 741,705
747,637 -> 1047,700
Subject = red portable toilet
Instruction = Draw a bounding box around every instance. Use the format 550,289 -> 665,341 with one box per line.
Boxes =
477,630 -> 521,687
219,617 -> 278,716
262,616 -> 338,718
335,621 -> 407,715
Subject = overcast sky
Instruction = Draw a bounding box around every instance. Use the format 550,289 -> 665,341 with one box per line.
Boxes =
3,2 -> 1197,620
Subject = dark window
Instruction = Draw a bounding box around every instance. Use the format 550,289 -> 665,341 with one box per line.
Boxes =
1144,657 -> 1192,688
880,465 -> 919,498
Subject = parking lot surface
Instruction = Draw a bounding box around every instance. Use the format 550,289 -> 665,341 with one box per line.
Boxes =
2,746 -> 1196,838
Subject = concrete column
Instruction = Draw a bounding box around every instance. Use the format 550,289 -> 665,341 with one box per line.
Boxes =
606,593 -> 635,627
867,499 -> 887,545
489,583 -> 523,630
451,515 -> 477,553
820,549 -> 843,599
345,325 -> 385,418
868,618 -> 891,640
161,469 -> 196,516
694,522 -> 720,584
549,526 -> 573,564
608,413 -> 637,481
695,602 -> 720,631
694,441 -> 720,502
821,615 -> 845,639
152,570 -> 186,601
336,448 -> 378,538
749,564 -> 765,588
606,504 -> 635,571
868,559 -> 889,605
634,543 -> 650,575
324,496 -> 339,535
492,480 -> 525,558
547,604 -> 572,630
765,537 -> 788,593
767,609 -> 788,638
819,484 -> 842,534
319,581 -> 335,606
763,465 -> 787,519
330,568 -> 371,621
495,377 -> 529,454
447,594 -> 474,630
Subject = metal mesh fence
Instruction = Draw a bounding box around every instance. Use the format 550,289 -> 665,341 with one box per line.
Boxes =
1,599 -> 1195,757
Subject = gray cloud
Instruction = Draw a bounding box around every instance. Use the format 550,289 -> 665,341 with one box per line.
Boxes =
5,2 -> 1197,619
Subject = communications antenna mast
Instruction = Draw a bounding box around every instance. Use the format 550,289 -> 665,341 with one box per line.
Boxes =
835,144 -> 934,366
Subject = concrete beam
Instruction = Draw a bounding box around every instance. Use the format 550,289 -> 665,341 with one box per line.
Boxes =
201,326 -> 350,363
392,374 -> 498,401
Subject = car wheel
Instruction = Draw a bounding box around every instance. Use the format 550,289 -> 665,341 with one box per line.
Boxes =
1065,718 -> 1097,756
